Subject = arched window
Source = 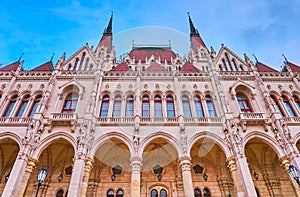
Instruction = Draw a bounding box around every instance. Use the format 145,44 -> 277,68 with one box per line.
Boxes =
154,95 -> 162,117
142,95 -> 150,117
222,59 -> 228,71
205,95 -> 216,117
73,58 -> 79,71
203,188 -> 211,197
182,96 -> 191,117
282,95 -> 295,117
78,52 -> 86,70
232,59 -> 238,71
84,58 -> 90,70
67,64 -> 72,70
194,95 -> 204,117
151,189 -> 158,197
56,189 -> 64,197
62,93 -> 79,114
271,95 -> 284,117
107,189 -> 114,197
225,53 -> 233,71
126,95 -> 134,117
293,95 -> 300,111
16,95 -> 30,117
166,95 -> 175,117
116,189 -> 124,197
219,65 -> 223,71
194,188 -> 202,197
236,93 -> 252,113
160,189 -> 167,197
113,95 -> 122,117
29,95 -> 42,117
3,95 -> 18,117
100,95 -> 110,117
240,65 -> 244,71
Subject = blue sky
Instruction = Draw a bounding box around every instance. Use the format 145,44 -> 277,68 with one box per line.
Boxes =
1,0 -> 300,70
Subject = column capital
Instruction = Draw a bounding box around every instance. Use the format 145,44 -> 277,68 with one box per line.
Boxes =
226,156 -> 237,172
25,157 -> 38,173
130,156 -> 143,172
179,156 -> 192,172
279,155 -> 291,171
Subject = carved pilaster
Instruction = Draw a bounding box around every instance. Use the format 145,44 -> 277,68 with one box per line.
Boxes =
25,157 -> 38,173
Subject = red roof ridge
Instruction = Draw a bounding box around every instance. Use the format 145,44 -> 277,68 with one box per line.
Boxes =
257,61 -> 278,72
111,62 -> 133,72
31,61 -> 53,71
180,62 -> 199,72
146,62 -> 166,72
0,61 -> 21,71
287,62 -> 300,72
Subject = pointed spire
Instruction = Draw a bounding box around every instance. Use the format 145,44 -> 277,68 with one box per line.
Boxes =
282,54 -> 288,63
187,12 -> 199,36
103,12 -> 113,35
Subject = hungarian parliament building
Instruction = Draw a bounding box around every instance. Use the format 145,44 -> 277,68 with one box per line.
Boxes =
1,14 -> 300,197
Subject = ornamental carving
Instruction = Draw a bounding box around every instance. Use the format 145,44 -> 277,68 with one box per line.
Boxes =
280,119 -> 293,143
226,157 -> 237,172
272,125 -> 285,149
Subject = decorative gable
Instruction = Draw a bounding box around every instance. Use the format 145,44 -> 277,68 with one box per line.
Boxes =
180,63 -> 199,73
146,62 -> 166,72
62,45 -> 97,71
215,46 -> 248,72
111,62 -> 132,72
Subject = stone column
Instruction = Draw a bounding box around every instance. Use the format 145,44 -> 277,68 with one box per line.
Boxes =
67,155 -> 86,197
280,156 -> 300,197
17,157 -> 38,197
179,156 -> 194,197
227,156 -> 256,197
80,157 -> 93,197
130,157 -> 142,197
2,154 -> 36,197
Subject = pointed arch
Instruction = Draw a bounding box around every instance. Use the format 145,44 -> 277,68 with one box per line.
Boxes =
90,131 -> 134,158
32,132 -> 76,159
243,132 -> 285,158
139,131 -> 181,158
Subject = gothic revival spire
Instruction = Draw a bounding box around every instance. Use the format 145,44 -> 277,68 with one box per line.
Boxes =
187,13 -> 207,52
103,12 -> 113,36
188,12 -> 199,36
96,13 -> 114,54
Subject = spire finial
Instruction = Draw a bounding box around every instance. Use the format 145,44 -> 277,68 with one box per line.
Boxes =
18,53 -> 24,62
282,54 -> 288,63
50,53 -> 55,62
103,12 -> 113,35
253,54 -> 258,63
187,12 -> 199,36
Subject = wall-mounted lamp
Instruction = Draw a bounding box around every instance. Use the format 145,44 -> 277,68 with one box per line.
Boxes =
253,171 -> 259,180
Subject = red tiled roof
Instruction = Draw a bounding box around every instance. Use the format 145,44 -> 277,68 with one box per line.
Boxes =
99,35 -> 112,52
0,61 -> 19,71
112,62 -> 132,72
180,63 -> 199,72
31,61 -> 53,71
287,62 -> 300,72
129,48 -> 176,64
146,62 -> 166,72
191,35 -> 207,53
257,62 -> 278,72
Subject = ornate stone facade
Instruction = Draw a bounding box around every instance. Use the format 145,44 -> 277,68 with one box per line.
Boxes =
0,14 -> 300,197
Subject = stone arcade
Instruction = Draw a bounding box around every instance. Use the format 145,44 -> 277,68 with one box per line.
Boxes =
1,14 -> 300,197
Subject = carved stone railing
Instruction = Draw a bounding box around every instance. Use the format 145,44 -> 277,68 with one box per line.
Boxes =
239,112 -> 267,124
49,113 -> 77,129
183,117 -> 222,125
96,117 -> 135,125
282,117 -> 300,125
0,117 -> 33,126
